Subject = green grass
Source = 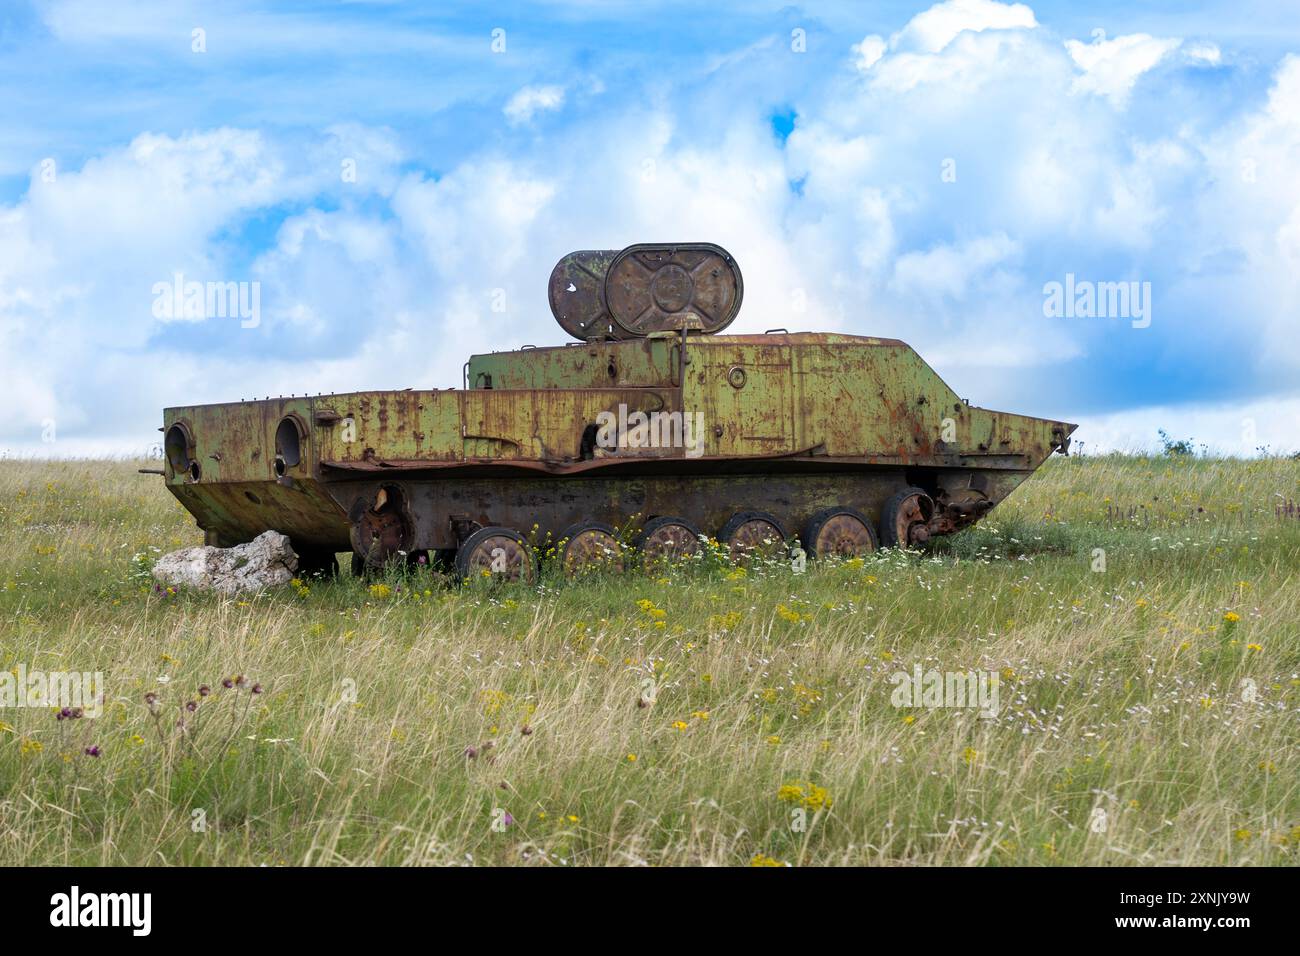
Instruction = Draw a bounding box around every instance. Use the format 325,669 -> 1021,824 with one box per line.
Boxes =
0,454 -> 1297,866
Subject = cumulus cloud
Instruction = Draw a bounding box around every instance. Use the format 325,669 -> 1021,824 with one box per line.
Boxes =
853,0 -> 1041,92
891,0 -> 1037,54
503,84 -> 565,125
1065,32 -> 1183,105
853,35 -> 886,71
890,233 -> 1021,302
2,0 -> 1299,457
1184,41 -> 1222,66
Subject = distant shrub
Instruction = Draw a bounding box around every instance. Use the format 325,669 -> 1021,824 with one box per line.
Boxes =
1157,429 -> 1196,457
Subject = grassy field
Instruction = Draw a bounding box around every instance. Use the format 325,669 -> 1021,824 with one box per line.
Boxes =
0,454 -> 1296,866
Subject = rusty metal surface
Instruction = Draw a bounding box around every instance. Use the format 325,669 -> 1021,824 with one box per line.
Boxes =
561,524 -> 623,576
160,329 -> 1075,553
469,337 -> 676,390
348,485 -> 413,566
604,243 -> 742,337
159,241 -> 1075,563
884,489 -> 933,548
320,471 -> 909,551
458,528 -> 534,582
804,509 -> 876,557
638,517 -> 701,569
721,513 -> 786,559
548,249 -> 619,341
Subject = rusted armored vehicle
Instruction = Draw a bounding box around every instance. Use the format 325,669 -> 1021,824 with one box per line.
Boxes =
156,242 -> 1075,580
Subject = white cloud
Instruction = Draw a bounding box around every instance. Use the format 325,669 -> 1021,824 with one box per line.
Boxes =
1073,395 -> 1300,455
1065,33 -> 1183,106
891,233 -> 1021,301
1196,54 -> 1300,375
853,35 -> 886,71
1184,41 -> 1222,66
3,0 -> 1300,459
0,126 -> 399,449
852,0 -> 1041,92
891,0 -> 1037,54
867,19 -> 1049,94
503,84 -> 566,125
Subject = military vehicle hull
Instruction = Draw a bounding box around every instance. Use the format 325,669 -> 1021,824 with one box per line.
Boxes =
160,329 -> 1075,579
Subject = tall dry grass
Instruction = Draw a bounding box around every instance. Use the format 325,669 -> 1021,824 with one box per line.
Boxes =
0,455 -> 1296,865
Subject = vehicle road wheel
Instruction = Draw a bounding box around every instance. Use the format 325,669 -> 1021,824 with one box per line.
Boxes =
880,487 -> 935,549
802,507 -> 878,560
636,516 -> 702,570
455,526 -> 535,584
349,487 -> 413,576
559,522 -> 623,577
719,511 -> 788,560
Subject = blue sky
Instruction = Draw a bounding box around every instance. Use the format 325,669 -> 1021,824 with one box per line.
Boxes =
2,0 -> 1299,455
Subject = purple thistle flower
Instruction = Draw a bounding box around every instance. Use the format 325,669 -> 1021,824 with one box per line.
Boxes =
83,746 -> 100,757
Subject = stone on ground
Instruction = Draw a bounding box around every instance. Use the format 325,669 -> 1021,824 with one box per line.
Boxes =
152,531 -> 298,594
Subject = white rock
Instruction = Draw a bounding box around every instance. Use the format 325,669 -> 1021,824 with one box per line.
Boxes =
152,531 -> 298,594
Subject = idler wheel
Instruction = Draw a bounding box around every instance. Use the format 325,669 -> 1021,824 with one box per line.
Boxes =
880,487 -> 935,549
719,511 -> 788,561
636,515 -> 702,570
455,526 -> 536,584
802,507 -> 878,560
559,521 -> 624,577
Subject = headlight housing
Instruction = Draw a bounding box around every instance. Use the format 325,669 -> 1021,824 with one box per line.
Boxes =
165,423 -> 200,481
274,415 -> 304,477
